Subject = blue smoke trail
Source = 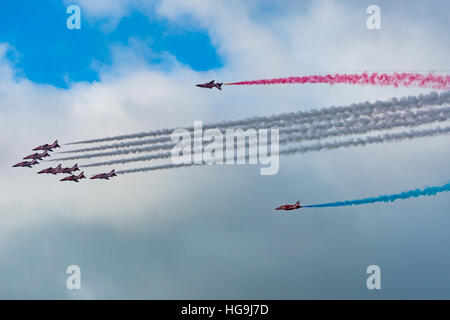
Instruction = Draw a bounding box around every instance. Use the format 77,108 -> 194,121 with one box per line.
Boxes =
304,182 -> 450,208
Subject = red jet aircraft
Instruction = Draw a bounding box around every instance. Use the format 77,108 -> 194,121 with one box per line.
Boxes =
33,140 -> 60,152
196,80 -> 223,91
61,164 -> 79,174
13,159 -> 39,168
90,169 -> 117,180
275,201 -> 302,211
60,172 -> 86,182
23,151 -> 50,161
51,164 -> 63,174
37,164 -> 62,174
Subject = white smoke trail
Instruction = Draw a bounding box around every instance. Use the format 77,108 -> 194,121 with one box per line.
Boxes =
66,91 -> 450,145
79,112 -> 450,168
115,126 -> 450,174
60,93 -> 449,154
53,106 -> 450,162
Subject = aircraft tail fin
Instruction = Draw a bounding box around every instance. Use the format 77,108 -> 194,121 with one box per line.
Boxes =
217,83 -> 223,90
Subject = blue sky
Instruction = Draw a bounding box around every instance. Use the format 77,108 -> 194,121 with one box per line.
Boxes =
0,1 -> 222,88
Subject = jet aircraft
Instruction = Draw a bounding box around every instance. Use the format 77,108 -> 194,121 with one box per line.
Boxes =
33,140 -> 60,152
61,164 -> 79,174
23,151 -> 50,160
90,169 -> 117,180
275,201 -> 302,211
196,80 -> 223,91
60,172 -> 86,182
13,159 -> 39,168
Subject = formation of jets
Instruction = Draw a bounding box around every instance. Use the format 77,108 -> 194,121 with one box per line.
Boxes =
275,201 -> 302,211
196,80 -> 223,91
12,81 -> 302,212
12,140 -> 117,182
12,92 -> 301,213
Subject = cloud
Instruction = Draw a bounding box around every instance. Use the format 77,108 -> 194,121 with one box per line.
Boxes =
0,0 -> 449,298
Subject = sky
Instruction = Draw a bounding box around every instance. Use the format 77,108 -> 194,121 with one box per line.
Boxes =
0,0 -> 449,299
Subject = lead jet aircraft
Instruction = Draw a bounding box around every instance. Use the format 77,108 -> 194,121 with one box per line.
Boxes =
90,169 -> 117,180
13,159 -> 39,168
33,140 -> 60,152
275,201 -> 302,211
61,164 -> 79,174
23,151 -> 50,161
60,172 -> 86,182
196,80 -> 223,91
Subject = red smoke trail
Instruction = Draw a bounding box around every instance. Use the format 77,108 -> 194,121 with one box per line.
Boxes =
224,72 -> 450,90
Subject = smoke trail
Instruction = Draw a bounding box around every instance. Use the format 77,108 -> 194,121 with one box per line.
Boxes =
280,125 -> 450,155
66,91 -> 450,145
225,72 -> 450,90
50,106 -> 450,161
302,182 -> 450,208
113,125 -> 450,173
61,93 -> 450,154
